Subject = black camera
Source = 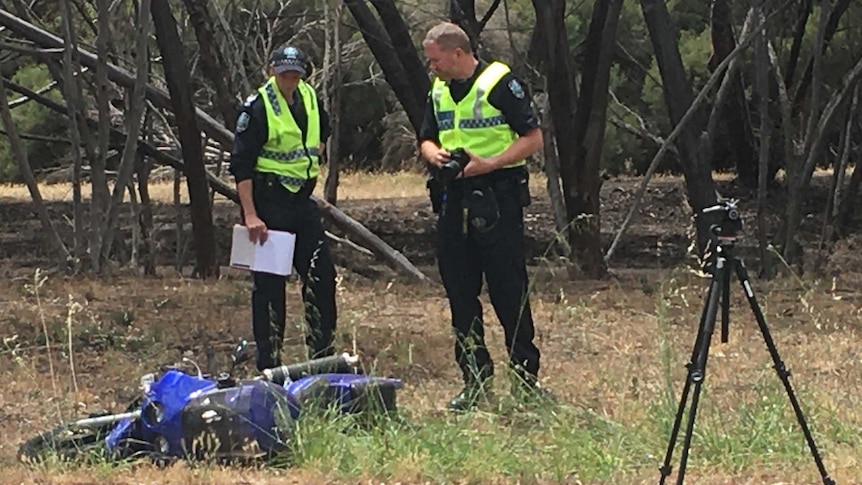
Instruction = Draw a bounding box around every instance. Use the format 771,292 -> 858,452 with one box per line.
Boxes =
703,198 -> 743,241
437,148 -> 469,185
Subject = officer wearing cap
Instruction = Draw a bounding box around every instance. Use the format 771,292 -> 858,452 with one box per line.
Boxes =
418,22 -> 551,410
229,44 -> 337,371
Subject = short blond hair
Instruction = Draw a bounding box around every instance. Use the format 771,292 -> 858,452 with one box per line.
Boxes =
423,21 -> 472,53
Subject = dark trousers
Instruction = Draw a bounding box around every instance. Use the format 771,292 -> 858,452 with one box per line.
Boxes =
251,175 -> 337,371
436,171 -> 540,387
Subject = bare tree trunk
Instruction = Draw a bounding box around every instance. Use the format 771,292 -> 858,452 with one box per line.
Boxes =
567,0 -> 622,278
708,0 -> 758,187
0,80 -> 69,264
531,0 -> 578,239
754,1 -> 772,278
369,0 -> 430,112
59,0 -> 86,268
99,0 -> 151,266
182,0 -> 236,132
324,0 -> 343,204
640,0 -> 717,255
448,0 -> 503,53
819,85 -> 858,247
782,55 -> 862,262
89,0 -> 112,273
767,41 -> 796,196
791,0 -> 852,111
538,87 -> 570,257
136,146 -> 156,276
785,0 -> 812,86
344,0 -> 424,132
836,122 -> 862,235
151,0 -> 218,279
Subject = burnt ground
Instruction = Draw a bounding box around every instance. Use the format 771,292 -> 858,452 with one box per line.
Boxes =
1,174 -> 858,277
1,174 -> 861,484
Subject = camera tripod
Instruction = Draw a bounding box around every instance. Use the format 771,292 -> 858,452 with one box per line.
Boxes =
658,203 -> 835,485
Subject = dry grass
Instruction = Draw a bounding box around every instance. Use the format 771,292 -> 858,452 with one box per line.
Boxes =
0,170 -> 861,483
0,168 -> 550,205
0,264 -> 860,484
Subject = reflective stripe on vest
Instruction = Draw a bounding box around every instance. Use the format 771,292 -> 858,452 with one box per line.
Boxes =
255,77 -> 321,192
431,61 -> 523,168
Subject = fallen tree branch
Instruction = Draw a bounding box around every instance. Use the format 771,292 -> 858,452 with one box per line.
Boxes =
0,13 -> 430,282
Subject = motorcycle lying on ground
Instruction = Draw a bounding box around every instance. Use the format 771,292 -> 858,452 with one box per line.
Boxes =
18,341 -> 403,464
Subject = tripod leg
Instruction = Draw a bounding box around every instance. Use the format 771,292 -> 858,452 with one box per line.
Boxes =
659,261 -> 725,485
721,259 -> 731,343
733,259 -> 835,485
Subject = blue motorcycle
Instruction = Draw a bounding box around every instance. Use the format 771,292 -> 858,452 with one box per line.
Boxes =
18,341 -> 402,463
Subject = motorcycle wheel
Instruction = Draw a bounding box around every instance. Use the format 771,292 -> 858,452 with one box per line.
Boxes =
18,415 -> 115,463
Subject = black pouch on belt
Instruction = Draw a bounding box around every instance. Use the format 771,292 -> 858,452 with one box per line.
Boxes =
467,185 -> 500,245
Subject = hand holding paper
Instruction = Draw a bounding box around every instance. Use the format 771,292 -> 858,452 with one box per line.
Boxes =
230,224 -> 296,276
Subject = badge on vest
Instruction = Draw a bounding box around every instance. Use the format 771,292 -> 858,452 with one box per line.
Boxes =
237,112 -> 250,133
508,79 -> 525,99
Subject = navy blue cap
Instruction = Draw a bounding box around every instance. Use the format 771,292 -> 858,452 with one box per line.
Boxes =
270,45 -> 307,76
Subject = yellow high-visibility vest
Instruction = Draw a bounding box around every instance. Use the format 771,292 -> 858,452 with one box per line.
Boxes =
255,77 -> 321,192
431,61 -> 524,168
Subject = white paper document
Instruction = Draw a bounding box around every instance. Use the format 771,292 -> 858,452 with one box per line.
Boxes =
229,224 -> 296,276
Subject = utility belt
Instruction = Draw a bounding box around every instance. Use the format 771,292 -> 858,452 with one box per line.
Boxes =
428,166 -> 531,243
253,171 -> 316,202
427,166 -> 530,214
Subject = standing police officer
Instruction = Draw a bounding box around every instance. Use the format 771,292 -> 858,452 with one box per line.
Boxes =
229,44 -> 337,371
418,22 -> 550,410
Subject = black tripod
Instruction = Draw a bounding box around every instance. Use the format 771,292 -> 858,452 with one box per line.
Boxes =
658,200 -> 835,485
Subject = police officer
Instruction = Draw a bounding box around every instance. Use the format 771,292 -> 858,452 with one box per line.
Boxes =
229,44 -> 337,371
418,22 -> 550,410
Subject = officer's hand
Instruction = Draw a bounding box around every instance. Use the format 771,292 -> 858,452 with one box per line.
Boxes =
429,148 -> 451,168
461,150 -> 496,178
245,215 -> 268,244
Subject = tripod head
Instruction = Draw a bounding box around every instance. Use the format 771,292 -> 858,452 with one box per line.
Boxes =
702,198 -> 743,245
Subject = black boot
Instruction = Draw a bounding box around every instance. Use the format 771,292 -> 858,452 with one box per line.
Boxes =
511,373 -> 557,406
447,378 -> 493,411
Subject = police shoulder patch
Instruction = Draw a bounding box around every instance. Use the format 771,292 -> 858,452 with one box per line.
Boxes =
508,79 -> 525,99
237,111 -> 250,133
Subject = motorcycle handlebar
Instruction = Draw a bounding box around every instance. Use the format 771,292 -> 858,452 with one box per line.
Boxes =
261,352 -> 360,385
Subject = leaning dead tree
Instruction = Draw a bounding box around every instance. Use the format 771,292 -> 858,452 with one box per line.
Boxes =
151,0 -> 219,279
0,7 -> 429,283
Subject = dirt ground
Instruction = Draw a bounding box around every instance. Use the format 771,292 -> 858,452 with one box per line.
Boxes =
1,173 -> 861,484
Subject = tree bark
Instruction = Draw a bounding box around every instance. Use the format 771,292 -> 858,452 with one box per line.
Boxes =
369,0 -> 429,113
708,0 -> 758,187
344,0 -> 424,132
151,0 -> 218,278
324,0 -> 343,204
783,54 -> 862,262
754,2 -> 772,278
99,0 -> 152,265
182,0 -> 237,132
90,0 -> 112,273
59,0 -> 86,267
640,0 -> 717,255
785,0 -> 812,86
568,0 -> 622,278
791,0 -> 852,111
0,79 -> 69,264
448,0 -> 503,54
531,0 -> 578,247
